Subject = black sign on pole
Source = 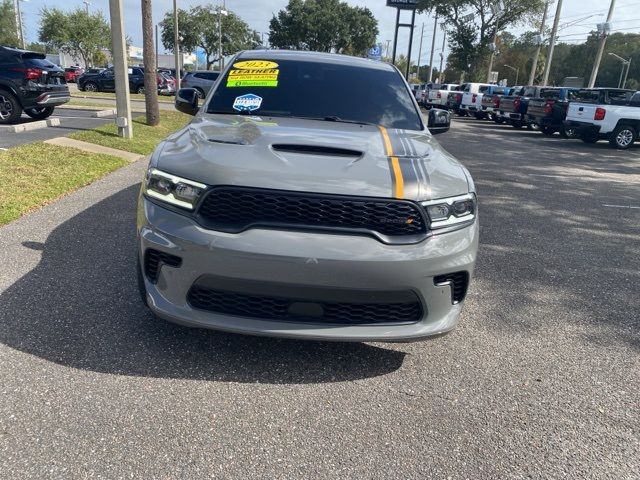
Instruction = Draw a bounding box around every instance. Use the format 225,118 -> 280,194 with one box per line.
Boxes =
387,0 -> 419,9
388,0 -> 418,80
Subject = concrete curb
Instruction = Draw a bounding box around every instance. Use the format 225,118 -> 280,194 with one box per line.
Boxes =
92,109 -> 117,118
0,118 -> 60,133
71,94 -> 173,104
44,137 -> 145,163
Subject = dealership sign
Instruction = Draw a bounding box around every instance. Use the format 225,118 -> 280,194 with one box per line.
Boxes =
386,0 -> 418,9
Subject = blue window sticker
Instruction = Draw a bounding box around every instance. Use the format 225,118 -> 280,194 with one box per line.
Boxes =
233,94 -> 263,112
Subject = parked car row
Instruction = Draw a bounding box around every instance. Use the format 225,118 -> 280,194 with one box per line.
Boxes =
433,82 -> 639,150
77,67 -> 178,95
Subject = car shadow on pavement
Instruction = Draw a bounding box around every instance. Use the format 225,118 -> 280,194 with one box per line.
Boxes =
0,185 -> 406,384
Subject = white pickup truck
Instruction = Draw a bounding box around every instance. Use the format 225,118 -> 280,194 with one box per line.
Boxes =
426,83 -> 459,108
565,88 -> 640,149
458,83 -> 492,117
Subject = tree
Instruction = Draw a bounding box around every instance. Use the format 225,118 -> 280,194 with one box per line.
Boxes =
39,8 -> 111,68
160,5 -> 260,70
142,0 -> 159,126
0,0 -> 19,48
269,0 -> 378,56
418,0 -> 546,81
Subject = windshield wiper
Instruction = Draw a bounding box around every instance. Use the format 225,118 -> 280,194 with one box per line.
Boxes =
297,116 -> 375,126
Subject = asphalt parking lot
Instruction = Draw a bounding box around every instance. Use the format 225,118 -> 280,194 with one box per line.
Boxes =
0,109 -> 114,149
0,117 -> 638,478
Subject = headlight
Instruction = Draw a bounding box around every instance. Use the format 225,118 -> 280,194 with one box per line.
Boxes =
143,168 -> 206,210
422,193 -> 477,232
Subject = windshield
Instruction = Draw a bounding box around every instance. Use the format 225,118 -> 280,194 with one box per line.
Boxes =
540,89 -> 561,99
206,58 -> 423,130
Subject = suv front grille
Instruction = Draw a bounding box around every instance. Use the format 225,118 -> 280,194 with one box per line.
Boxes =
195,187 -> 427,243
187,285 -> 423,325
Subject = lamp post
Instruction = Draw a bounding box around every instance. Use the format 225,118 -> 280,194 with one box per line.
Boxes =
173,0 -> 180,88
486,0 -> 504,83
15,0 -> 28,49
218,4 -> 228,71
608,52 -> 631,88
503,64 -> 519,86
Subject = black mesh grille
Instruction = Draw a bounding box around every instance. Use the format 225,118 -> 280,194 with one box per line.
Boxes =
434,271 -> 469,304
195,187 -> 427,243
144,249 -> 182,282
187,285 -> 423,325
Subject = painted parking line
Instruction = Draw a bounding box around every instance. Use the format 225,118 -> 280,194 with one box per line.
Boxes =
602,204 -> 640,209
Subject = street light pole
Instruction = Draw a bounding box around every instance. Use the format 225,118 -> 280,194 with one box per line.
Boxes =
588,0 -> 616,88
416,23 -> 424,81
16,0 -> 25,49
218,5 -> 228,71
528,0 -> 549,85
622,57 -> 631,88
173,0 -> 180,88
503,64 -> 519,85
438,24 -> 446,82
108,0 -> 132,138
542,0 -> 563,86
427,13 -> 438,83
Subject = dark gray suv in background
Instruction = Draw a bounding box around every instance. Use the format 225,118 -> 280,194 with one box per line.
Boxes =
181,70 -> 220,98
137,50 -> 478,342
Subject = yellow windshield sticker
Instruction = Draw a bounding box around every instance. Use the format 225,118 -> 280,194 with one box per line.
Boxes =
227,64 -> 280,88
233,60 -> 278,69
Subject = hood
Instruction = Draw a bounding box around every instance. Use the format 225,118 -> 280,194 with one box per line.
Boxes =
156,114 -> 470,201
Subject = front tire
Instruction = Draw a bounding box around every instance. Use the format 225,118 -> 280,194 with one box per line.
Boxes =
136,85 -> 145,94
511,121 -> 524,129
194,87 -> 205,99
540,126 -> 556,136
24,106 -> 55,120
0,90 -> 22,124
608,125 -> 636,150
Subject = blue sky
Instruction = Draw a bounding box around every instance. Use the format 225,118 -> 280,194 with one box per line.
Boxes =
18,0 -> 640,66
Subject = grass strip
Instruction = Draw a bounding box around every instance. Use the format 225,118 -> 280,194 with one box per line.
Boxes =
0,143 -> 128,226
69,110 -> 190,155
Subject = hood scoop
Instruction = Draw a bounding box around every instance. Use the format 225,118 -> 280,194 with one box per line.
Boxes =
272,144 -> 362,158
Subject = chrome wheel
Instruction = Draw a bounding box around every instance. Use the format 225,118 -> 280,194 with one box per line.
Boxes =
616,129 -> 634,148
85,82 -> 97,92
0,94 -> 13,120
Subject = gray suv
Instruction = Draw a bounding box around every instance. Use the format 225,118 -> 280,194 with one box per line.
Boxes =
181,70 -> 220,98
137,50 -> 478,342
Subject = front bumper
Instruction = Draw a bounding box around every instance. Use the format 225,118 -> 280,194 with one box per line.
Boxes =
137,196 -> 479,342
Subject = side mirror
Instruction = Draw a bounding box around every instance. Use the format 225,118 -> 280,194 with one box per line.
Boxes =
175,88 -> 199,116
428,108 -> 451,134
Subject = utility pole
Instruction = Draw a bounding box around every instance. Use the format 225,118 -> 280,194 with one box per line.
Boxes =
83,0 -> 91,14
588,0 -> 616,88
173,0 -> 180,88
428,13 -> 438,83
438,24 -> 446,82
416,23 -> 424,81
16,0 -> 25,49
108,0 -> 133,138
218,1 -> 227,71
142,0 -> 159,126
542,0 -> 563,86
486,1 -> 504,83
622,58 -> 631,88
528,0 -> 549,85
385,39 -> 391,58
